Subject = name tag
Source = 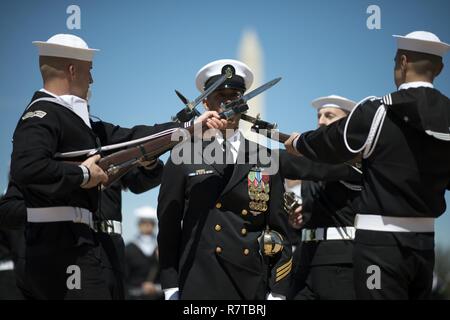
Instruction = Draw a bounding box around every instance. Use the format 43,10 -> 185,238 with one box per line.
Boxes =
188,169 -> 214,177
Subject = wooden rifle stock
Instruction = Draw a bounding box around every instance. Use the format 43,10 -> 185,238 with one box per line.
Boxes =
99,126 -> 191,188
64,104 -> 249,188
100,127 -> 291,188
63,127 -> 189,188
99,104 -> 249,187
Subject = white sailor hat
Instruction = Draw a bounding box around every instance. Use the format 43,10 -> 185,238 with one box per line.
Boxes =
135,206 -> 158,222
311,95 -> 356,113
33,34 -> 99,62
393,31 -> 450,58
195,59 -> 254,93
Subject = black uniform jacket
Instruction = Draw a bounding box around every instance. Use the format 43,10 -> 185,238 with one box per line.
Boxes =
299,179 -> 361,266
280,150 -> 362,265
278,149 -> 360,184
296,87 -> 450,219
157,137 -> 293,299
296,87 -> 450,249
9,91 -> 180,252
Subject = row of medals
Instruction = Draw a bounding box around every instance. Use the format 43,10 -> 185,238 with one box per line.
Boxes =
249,183 -> 270,212
247,171 -> 282,256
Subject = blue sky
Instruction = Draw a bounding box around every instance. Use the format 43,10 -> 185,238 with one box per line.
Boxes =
1,0 -> 450,245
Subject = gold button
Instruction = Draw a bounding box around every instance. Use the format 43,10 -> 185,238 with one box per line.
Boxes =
243,248 -> 250,256
216,203 -> 222,209
241,209 -> 248,216
215,224 -> 222,232
216,246 -> 222,254
241,228 -> 247,236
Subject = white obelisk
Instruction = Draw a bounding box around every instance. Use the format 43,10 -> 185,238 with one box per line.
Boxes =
238,29 -> 266,145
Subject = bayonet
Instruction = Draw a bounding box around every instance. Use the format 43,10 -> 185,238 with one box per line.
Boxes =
220,77 -> 282,111
172,73 -> 228,122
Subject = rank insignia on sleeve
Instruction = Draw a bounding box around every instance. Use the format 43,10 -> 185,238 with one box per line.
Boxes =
22,110 -> 47,120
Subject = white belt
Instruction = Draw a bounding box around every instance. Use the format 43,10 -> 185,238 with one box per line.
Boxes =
27,207 -> 122,235
0,260 -> 14,272
27,206 -> 95,227
354,214 -> 435,232
302,227 -> 355,242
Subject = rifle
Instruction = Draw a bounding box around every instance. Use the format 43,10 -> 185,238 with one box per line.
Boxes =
171,73 -> 228,122
96,103 -> 250,188
61,77 -> 281,188
97,78 -> 282,187
242,114 -> 363,169
240,113 -> 291,143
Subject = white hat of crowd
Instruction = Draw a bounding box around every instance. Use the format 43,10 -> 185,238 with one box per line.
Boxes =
393,31 -> 450,57
311,95 -> 357,113
134,206 -> 158,221
33,34 -> 99,62
195,59 -> 254,93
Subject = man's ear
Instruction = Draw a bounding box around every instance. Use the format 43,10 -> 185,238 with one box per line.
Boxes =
400,54 -> 408,72
68,64 -> 76,80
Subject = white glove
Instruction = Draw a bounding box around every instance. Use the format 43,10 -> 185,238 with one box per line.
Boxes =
164,287 -> 180,300
266,292 -> 286,300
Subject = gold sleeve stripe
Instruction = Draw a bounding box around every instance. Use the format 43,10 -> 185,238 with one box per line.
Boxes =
276,265 -> 292,282
276,258 -> 292,273
276,263 -> 292,277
